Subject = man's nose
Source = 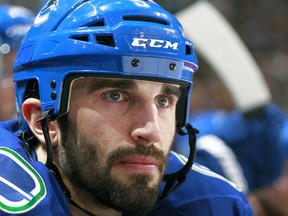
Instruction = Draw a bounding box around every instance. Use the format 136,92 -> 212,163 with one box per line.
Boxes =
130,103 -> 161,145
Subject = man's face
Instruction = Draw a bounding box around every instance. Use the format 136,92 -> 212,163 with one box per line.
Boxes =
57,77 -> 180,215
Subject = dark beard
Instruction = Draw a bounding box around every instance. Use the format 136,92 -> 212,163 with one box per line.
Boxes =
57,116 -> 169,215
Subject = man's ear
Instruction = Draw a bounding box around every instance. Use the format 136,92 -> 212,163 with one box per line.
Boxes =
22,98 -> 59,147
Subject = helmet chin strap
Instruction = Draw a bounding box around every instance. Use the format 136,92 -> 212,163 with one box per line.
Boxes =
158,123 -> 198,203
38,110 -> 198,215
38,109 -> 54,168
38,109 -> 98,216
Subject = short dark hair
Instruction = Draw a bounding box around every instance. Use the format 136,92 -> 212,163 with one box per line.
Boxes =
24,79 -> 40,100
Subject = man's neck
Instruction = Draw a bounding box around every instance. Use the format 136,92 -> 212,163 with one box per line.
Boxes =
69,203 -> 122,216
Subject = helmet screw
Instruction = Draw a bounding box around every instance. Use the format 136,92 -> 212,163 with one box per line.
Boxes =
51,91 -> 57,100
50,80 -> 56,89
169,62 -> 176,71
131,58 -> 140,67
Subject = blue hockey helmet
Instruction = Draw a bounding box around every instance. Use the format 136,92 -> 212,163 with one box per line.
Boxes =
13,0 -> 198,134
0,4 -> 35,55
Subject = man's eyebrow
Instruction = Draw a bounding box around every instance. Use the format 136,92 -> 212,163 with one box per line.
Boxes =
162,84 -> 181,97
84,78 -> 181,97
87,78 -> 137,91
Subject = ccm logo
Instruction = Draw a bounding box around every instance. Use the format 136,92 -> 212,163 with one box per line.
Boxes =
131,38 -> 178,50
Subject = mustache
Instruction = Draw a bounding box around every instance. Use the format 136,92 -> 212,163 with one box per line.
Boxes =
107,144 -> 168,173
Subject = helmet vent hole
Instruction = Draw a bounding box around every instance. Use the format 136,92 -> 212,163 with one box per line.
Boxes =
95,35 -> 115,47
87,20 -> 105,27
70,35 -> 90,42
185,44 -> 192,55
122,15 -> 168,25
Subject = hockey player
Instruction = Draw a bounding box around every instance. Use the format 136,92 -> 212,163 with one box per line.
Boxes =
0,0 -> 253,215
0,4 -> 35,121
176,105 -> 288,215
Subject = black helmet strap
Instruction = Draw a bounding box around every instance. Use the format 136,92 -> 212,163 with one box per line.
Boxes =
38,109 -> 54,168
38,109 -> 98,216
158,123 -> 198,203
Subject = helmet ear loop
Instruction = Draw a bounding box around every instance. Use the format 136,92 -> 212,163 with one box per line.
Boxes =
157,123 -> 198,204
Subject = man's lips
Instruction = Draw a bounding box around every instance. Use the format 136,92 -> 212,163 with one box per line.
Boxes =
115,155 -> 160,173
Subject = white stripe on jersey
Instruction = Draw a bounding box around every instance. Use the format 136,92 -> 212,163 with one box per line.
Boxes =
196,135 -> 248,193
170,149 -> 244,192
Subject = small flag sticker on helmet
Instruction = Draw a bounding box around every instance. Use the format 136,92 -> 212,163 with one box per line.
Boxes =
184,62 -> 197,73
0,147 -> 46,214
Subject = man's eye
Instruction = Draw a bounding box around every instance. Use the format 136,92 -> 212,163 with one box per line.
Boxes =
105,91 -> 124,102
156,96 -> 170,108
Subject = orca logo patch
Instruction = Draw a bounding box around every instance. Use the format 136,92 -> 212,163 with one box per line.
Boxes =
0,147 -> 46,213
34,0 -> 58,26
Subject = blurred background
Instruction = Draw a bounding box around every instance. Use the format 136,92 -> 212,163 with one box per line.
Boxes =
156,0 -> 288,112
1,1 -> 288,214
1,0 -> 288,112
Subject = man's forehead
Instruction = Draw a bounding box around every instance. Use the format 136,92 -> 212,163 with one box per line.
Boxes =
72,77 -> 180,90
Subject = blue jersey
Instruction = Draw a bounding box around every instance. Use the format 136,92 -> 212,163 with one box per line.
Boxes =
149,152 -> 253,216
0,120 -> 253,215
0,120 -> 70,215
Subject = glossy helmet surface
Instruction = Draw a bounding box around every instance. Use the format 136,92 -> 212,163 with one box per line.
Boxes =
0,4 -> 35,55
13,0 -> 198,133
